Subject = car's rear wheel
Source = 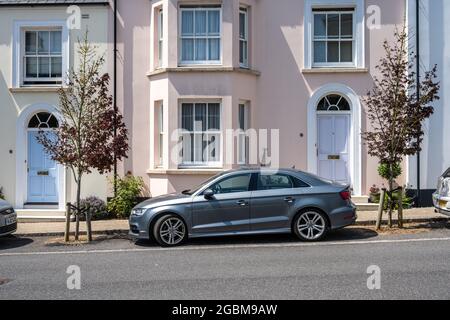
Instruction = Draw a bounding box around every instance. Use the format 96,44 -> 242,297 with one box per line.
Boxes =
153,214 -> 187,247
293,209 -> 328,242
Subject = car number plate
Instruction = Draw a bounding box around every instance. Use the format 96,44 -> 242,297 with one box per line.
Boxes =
6,215 -> 16,226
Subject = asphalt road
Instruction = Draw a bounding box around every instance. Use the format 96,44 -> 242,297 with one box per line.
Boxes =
0,226 -> 449,300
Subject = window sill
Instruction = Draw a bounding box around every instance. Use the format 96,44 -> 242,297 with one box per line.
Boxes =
147,67 -> 261,78
9,87 -> 63,93
302,68 -> 368,74
147,168 -> 226,176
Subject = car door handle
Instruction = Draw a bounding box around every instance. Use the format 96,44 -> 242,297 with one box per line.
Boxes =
236,200 -> 248,206
284,197 -> 294,203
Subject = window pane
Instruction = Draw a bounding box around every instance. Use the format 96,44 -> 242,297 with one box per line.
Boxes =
195,39 -> 207,61
182,104 -> 194,131
194,133 -> 205,162
208,10 -> 220,35
239,12 -> 246,39
206,134 -> 220,162
182,133 -> 193,162
182,39 -> 194,61
340,41 -> 353,62
51,57 -> 62,78
208,38 -> 220,61
181,10 -> 194,35
208,103 -> 220,130
38,57 -> 50,77
314,41 -> 326,63
314,14 -> 326,38
258,174 -> 293,190
341,14 -> 353,38
327,41 -> 339,62
239,104 -> 246,130
50,31 -> 62,54
194,103 -> 207,131
25,31 -> 37,55
38,31 -> 50,54
327,14 -> 339,39
26,57 -> 38,78
211,174 -> 251,194
195,10 -> 207,35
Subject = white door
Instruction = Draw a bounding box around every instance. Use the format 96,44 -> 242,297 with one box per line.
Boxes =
317,114 -> 351,184
27,131 -> 58,203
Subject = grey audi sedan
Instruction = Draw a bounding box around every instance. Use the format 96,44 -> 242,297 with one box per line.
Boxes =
129,168 -> 356,247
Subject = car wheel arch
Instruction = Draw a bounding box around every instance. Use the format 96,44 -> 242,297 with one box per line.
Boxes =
148,211 -> 188,237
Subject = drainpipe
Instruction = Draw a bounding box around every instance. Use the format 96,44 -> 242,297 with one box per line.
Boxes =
113,0 -> 118,197
416,0 -> 421,207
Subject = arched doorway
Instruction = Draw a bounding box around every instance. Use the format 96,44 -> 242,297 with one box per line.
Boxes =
307,83 -> 362,196
16,104 -> 65,210
316,94 -> 351,184
26,112 -> 59,204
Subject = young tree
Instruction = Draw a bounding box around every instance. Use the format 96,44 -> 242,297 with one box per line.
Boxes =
362,27 -> 440,227
38,33 -> 129,241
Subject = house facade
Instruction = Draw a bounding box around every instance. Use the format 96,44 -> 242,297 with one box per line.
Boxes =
407,0 -> 450,206
0,0 -> 112,219
116,0 -> 406,200
2,0 -> 445,219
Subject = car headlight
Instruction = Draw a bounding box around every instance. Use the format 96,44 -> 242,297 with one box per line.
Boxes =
131,208 -> 147,216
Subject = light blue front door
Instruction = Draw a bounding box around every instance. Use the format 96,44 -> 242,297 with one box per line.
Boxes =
27,131 -> 58,203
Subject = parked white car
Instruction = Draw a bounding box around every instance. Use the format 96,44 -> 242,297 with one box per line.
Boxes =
0,199 -> 17,237
433,168 -> 450,217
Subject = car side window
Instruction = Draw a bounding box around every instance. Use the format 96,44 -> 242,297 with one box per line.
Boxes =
257,174 -> 309,191
210,174 -> 252,194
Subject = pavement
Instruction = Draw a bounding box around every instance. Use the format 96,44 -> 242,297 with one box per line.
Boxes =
15,207 -> 448,237
0,226 -> 449,299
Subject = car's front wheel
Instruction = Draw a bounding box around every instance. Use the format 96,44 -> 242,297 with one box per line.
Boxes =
153,214 -> 187,247
293,209 -> 328,242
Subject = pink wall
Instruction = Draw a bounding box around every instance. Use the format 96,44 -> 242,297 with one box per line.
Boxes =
117,0 -> 407,197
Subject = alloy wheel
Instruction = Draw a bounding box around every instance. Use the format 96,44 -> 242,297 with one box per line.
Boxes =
297,211 -> 326,240
159,217 -> 186,246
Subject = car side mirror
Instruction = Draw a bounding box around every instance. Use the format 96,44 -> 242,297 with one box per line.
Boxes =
204,189 -> 215,199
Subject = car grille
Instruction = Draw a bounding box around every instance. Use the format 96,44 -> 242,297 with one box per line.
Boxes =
0,208 -> 15,216
0,223 -> 17,235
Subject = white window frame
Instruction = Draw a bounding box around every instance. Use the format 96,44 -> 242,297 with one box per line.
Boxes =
304,0 -> 364,69
239,7 -> 249,68
13,20 -> 69,88
179,101 -> 223,168
238,102 -> 250,165
157,8 -> 164,68
312,10 -> 355,67
157,103 -> 165,167
179,6 -> 223,66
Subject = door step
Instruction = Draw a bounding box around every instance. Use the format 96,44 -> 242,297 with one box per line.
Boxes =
15,209 -> 66,222
355,203 -> 380,212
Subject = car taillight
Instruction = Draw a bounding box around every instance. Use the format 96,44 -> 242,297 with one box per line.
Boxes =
340,190 -> 351,201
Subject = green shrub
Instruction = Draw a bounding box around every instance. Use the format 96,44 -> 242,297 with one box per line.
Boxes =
378,163 -> 402,180
371,190 -> 412,210
107,175 -> 145,218
79,196 -> 112,221
0,187 -> 4,200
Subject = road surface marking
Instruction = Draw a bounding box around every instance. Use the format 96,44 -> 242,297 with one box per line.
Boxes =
1,236 -> 450,257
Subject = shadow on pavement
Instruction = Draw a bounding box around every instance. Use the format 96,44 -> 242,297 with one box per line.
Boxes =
134,227 -> 379,248
0,235 -> 34,251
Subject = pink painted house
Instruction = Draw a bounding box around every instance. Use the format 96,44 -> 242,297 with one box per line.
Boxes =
114,0 -> 406,201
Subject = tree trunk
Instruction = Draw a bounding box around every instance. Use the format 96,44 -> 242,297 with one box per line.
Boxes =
75,174 -> 82,241
64,203 -> 71,242
86,206 -> 93,242
376,188 -> 386,230
398,187 -> 404,228
388,165 -> 394,228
